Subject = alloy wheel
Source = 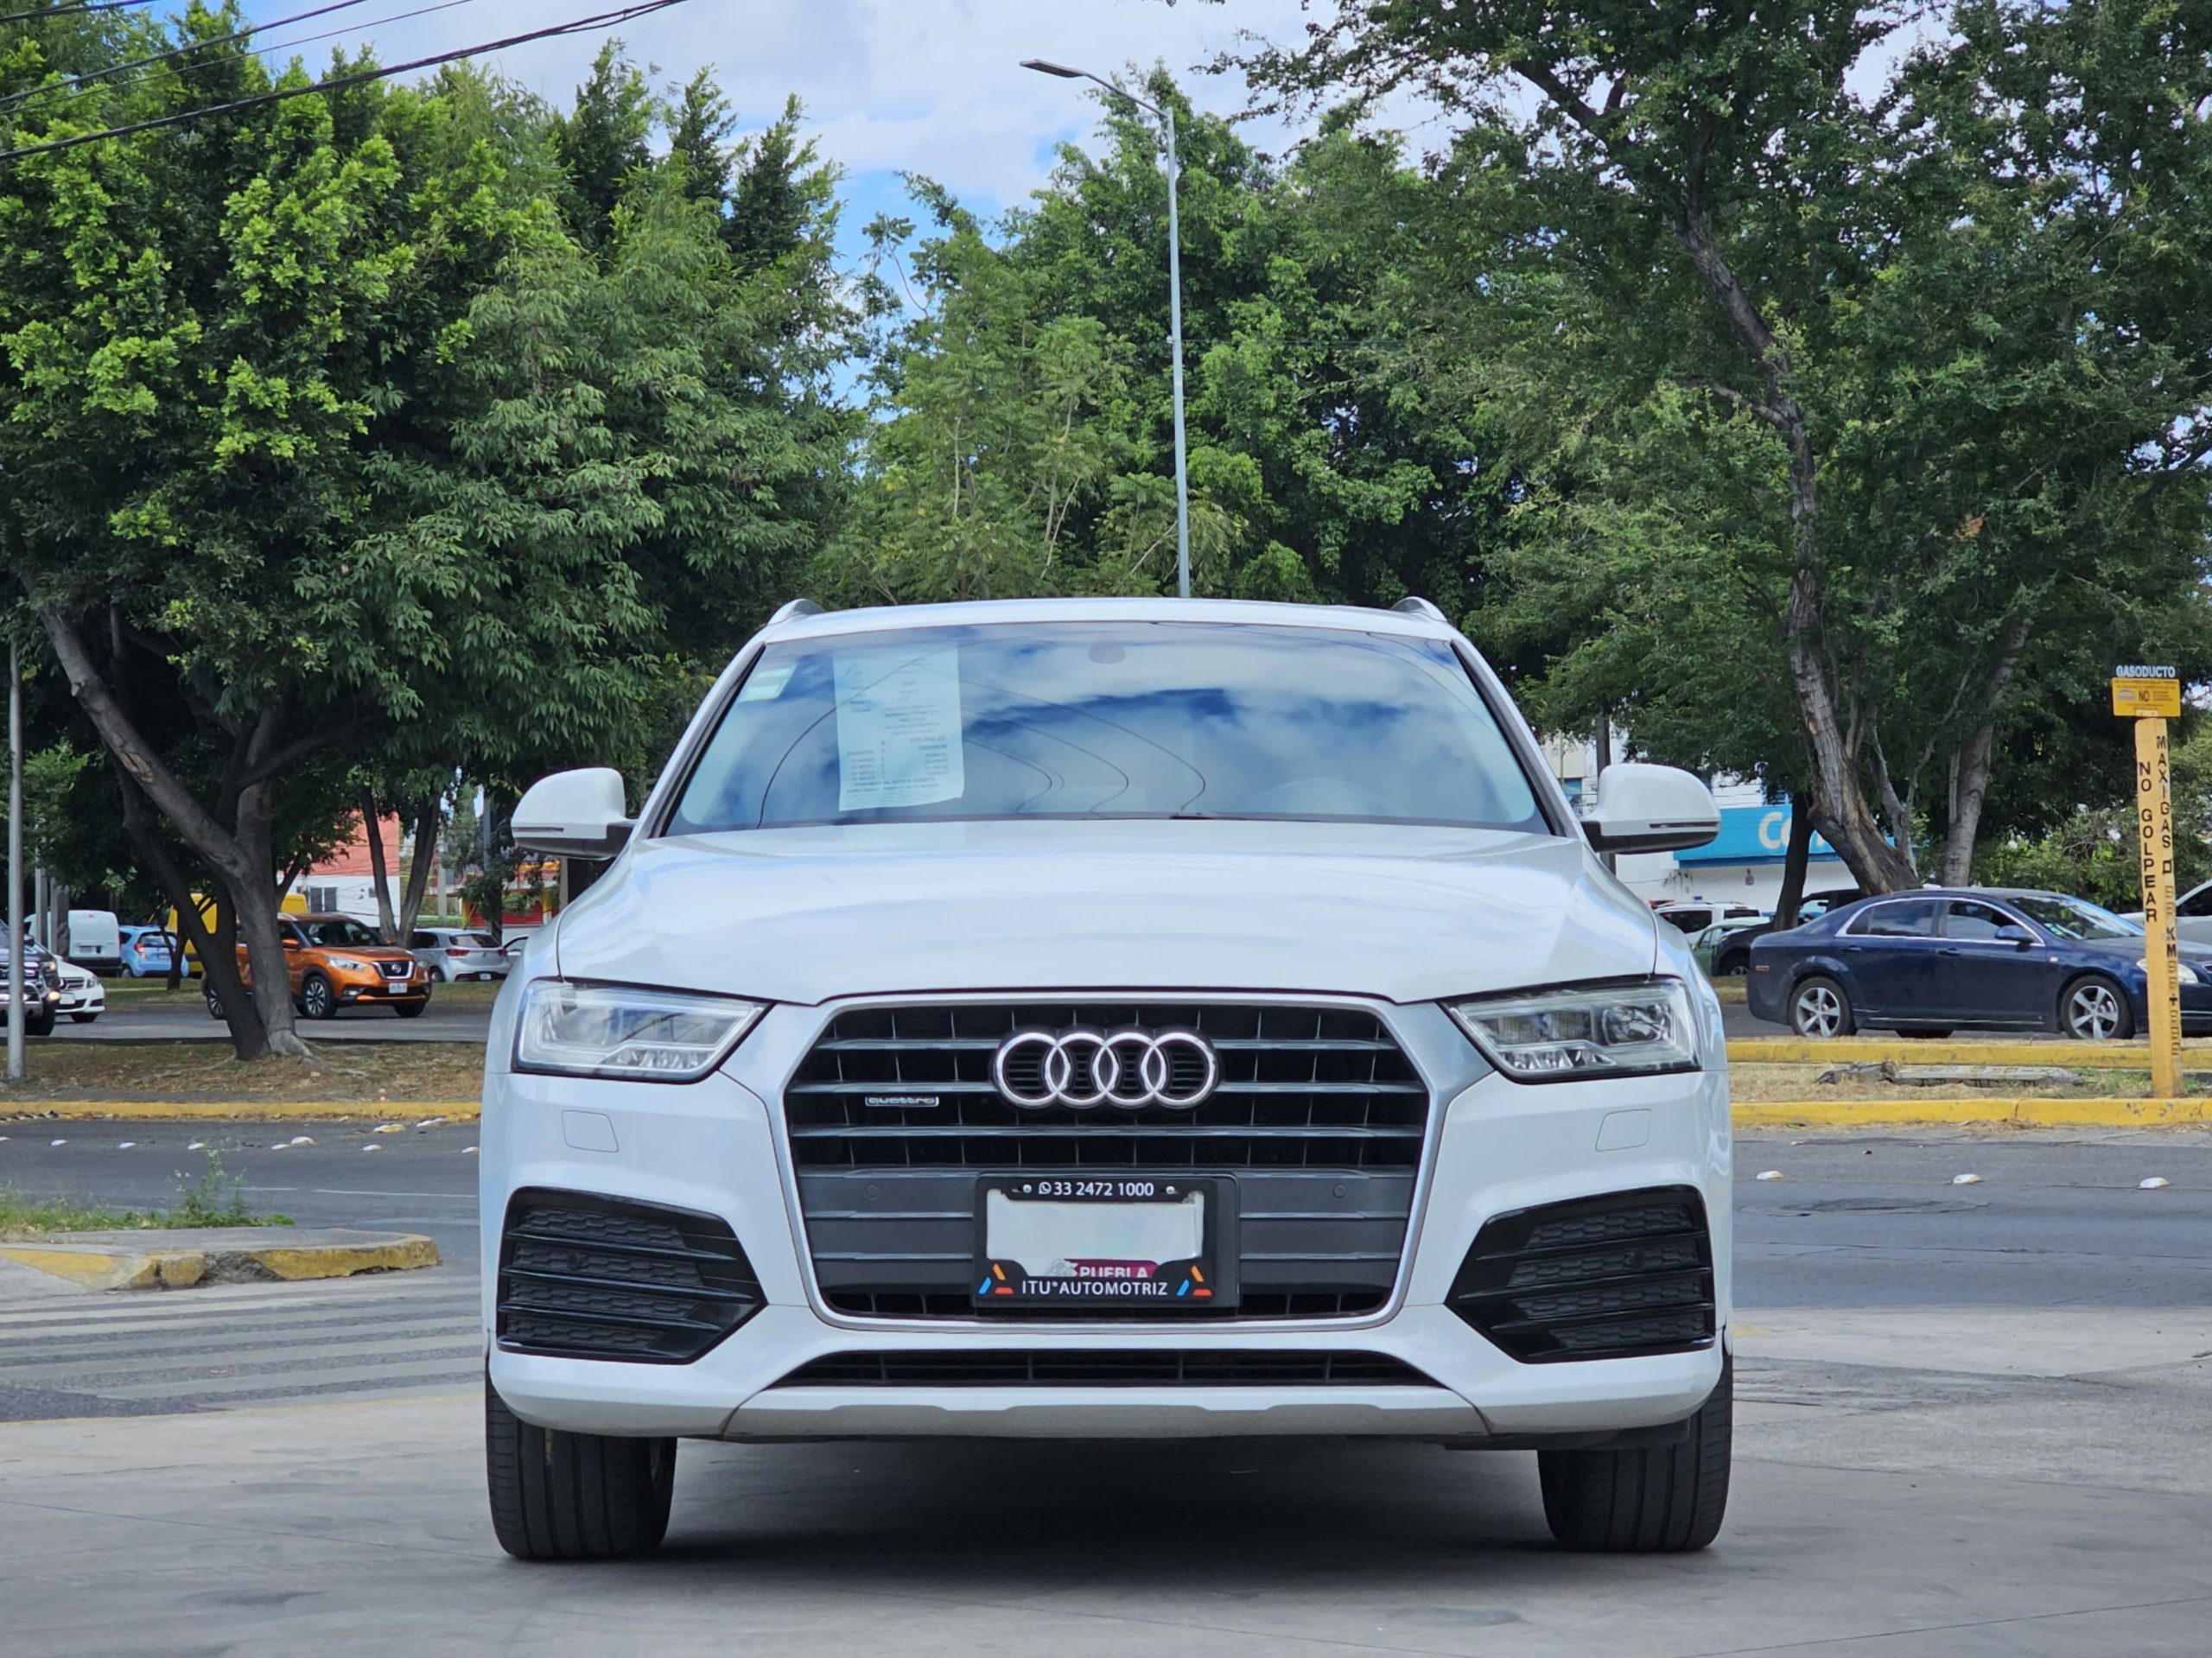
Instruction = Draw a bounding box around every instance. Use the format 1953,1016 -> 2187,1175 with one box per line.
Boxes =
1795,984 -> 1843,1038
2066,981 -> 2122,1041
303,977 -> 334,1020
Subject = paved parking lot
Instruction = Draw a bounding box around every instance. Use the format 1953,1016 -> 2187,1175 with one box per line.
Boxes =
0,1131 -> 2207,1654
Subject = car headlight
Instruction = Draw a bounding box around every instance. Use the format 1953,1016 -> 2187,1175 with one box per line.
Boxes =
327,956 -> 371,974
514,980 -> 766,1082
1446,980 -> 1700,1081
2139,959 -> 2200,986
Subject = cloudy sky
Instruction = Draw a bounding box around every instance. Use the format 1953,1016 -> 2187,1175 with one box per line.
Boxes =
238,0 -> 1336,238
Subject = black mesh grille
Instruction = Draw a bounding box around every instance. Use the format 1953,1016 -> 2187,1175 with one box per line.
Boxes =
1450,1187 -> 1714,1363
497,1190 -> 762,1363
772,1350 -> 1437,1388
785,1001 -> 1429,1322
785,1001 -> 1426,1169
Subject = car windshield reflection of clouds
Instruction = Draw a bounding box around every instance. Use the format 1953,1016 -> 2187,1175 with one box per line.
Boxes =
2011,895 -> 2139,943
669,622 -> 1548,835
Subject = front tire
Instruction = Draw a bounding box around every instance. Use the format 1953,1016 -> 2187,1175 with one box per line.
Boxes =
1540,1358 -> 1732,1553
485,1380 -> 675,1561
392,1001 -> 427,1020
1789,975 -> 1855,1039
26,1008 -> 54,1039
205,984 -> 225,1020
2060,975 -> 2133,1041
300,973 -> 337,1020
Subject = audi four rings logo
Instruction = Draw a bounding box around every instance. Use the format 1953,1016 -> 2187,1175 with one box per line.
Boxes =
992,1027 -> 1219,1110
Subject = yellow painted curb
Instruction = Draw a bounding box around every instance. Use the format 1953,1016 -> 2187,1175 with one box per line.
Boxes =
246,1236 -> 440,1280
5,1099 -> 479,1121
1727,1039 -> 2198,1070
0,1231 -> 439,1291
1733,1097 -> 2212,1129
0,1245 -> 207,1290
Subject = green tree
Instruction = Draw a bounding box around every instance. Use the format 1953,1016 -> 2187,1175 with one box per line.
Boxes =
1248,1 -> 2212,890
2,15 -> 853,1058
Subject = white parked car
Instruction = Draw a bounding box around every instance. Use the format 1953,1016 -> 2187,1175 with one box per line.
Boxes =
53,959 -> 105,1024
481,597 -> 1731,1561
409,927 -> 511,982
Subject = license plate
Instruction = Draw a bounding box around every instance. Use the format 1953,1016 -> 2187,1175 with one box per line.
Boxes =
975,1177 -> 1236,1309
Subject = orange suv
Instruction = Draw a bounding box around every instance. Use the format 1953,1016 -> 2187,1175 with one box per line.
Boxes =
206,913 -> 432,1020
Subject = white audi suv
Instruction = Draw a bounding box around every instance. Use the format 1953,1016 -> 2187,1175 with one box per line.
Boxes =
481,596 -> 1730,1560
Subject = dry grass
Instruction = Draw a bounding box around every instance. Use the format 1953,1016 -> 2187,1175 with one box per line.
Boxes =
0,1041 -> 483,1106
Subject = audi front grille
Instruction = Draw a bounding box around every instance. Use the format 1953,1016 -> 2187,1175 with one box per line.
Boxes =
781,1001 -> 1431,1320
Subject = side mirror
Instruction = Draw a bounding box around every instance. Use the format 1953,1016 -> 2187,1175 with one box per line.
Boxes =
512,767 -> 633,861
281,936 -> 300,950
1581,764 -> 1720,854
1996,924 -> 2035,949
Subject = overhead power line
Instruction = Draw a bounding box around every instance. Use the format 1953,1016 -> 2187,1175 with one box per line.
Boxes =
0,0 -> 690,162
0,0 -> 377,117
0,0 -> 156,25
0,0 -> 482,121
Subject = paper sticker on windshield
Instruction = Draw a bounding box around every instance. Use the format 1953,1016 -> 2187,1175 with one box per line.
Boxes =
833,649 -> 963,810
735,660 -> 798,702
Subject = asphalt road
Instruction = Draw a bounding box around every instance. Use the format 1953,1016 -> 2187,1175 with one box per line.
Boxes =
45,988 -> 498,1044
2,1129 -> 2210,1654
5,1125 -> 2208,1297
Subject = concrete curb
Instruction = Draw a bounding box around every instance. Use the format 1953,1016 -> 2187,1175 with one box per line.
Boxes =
0,1227 -> 440,1291
5,1099 -> 480,1121
1727,1039 -> 2202,1070
1734,1096 -> 2211,1129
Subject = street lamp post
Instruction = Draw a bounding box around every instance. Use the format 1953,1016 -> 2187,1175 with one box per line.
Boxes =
7,638 -> 22,1083
1022,59 -> 1192,600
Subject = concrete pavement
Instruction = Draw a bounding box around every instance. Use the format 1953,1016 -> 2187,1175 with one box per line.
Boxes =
3,1131 -> 2210,1653
2,1305 -> 2209,1655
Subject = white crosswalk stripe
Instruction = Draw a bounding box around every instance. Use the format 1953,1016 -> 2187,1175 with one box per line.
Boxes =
0,1268 -> 482,1419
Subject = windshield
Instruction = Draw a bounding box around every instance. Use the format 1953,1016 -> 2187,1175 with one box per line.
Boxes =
302,918 -> 383,948
2010,895 -> 2141,942
666,621 -> 1550,835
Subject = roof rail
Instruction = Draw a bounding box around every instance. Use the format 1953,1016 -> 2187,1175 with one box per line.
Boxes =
1390,596 -> 1446,622
768,598 -> 824,625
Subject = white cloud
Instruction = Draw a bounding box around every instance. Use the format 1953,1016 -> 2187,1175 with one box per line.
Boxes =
246,0 -> 1324,213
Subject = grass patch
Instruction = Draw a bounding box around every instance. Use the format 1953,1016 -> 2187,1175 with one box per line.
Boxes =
0,1152 -> 291,1237
1729,1061 -> 2209,1102
1710,978 -> 1748,1005
0,1040 -> 482,1106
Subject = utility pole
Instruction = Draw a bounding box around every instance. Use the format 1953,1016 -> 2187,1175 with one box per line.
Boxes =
8,640 -> 24,1082
1021,59 -> 1192,599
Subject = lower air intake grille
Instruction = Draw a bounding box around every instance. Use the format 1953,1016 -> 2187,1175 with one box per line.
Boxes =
497,1189 -> 762,1364
772,1350 -> 1436,1388
1449,1187 -> 1714,1363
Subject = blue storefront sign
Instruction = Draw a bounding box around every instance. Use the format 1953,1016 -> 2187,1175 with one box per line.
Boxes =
1675,803 -> 1841,867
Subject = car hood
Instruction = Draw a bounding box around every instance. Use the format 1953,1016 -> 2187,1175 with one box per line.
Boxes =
2069,936 -> 2212,969
549,820 -> 1659,1006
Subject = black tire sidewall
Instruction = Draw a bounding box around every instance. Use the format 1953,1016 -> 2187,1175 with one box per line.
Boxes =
302,974 -> 335,1020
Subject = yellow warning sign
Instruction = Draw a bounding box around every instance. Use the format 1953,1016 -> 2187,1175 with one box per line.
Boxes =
2113,670 -> 2180,719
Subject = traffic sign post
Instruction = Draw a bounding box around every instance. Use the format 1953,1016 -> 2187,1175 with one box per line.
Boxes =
2115,665 -> 2183,1098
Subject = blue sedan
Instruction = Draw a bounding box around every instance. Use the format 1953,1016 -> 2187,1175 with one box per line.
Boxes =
1745,887 -> 2212,1040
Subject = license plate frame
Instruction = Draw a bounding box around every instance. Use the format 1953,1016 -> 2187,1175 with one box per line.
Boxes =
973,1176 -> 1238,1310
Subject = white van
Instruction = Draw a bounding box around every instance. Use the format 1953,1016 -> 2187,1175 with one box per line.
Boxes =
64,909 -> 121,974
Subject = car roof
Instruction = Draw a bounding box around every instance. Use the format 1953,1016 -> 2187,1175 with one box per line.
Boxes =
755,595 -> 1459,646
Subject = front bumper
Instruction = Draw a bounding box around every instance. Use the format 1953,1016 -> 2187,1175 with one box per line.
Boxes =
481,998 -> 1732,1444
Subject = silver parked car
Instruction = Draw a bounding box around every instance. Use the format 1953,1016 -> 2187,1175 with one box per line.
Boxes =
408,927 -> 511,982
